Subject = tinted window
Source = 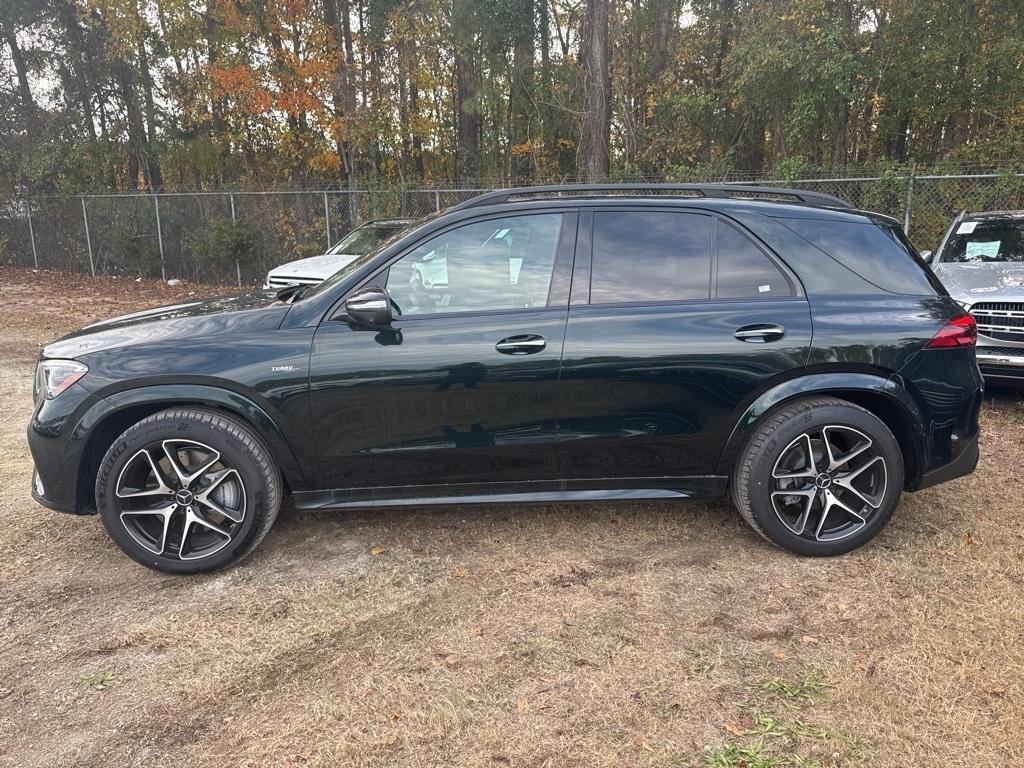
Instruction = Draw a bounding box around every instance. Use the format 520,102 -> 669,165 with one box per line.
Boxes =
591,211 -> 711,303
940,219 -> 1024,263
386,214 -> 562,316
780,217 -> 938,295
716,222 -> 793,298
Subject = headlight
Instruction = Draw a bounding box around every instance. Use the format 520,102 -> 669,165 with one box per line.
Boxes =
34,359 -> 88,402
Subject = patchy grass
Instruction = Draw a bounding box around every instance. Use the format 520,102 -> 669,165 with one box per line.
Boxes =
760,673 -> 832,703
1,267 -> 1023,768
80,670 -> 116,692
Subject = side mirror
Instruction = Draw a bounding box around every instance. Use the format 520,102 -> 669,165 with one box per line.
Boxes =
920,250 -> 934,264
340,286 -> 392,327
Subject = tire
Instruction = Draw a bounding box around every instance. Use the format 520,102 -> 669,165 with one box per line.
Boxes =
731,397 -> 904,556
95,407 -> 282,574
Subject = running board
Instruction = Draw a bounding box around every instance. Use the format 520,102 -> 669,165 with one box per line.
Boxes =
293,477 -> 728,511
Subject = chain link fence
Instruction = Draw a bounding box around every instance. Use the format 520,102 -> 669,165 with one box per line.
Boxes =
2,172 -> 1023,286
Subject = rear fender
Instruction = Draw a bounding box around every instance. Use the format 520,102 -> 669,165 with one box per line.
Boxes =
715,372 -> 927,486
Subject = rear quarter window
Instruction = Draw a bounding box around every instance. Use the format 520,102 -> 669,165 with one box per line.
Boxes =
778,217 -> 941,295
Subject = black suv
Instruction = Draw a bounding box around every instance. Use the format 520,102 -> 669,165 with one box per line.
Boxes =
28,184 -> 983,573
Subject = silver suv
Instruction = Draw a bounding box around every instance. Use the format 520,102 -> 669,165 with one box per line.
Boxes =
926,211 -> 1024,385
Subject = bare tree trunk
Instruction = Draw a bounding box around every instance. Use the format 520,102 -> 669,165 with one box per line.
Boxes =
455,43 -> 481,181
137,31 -> 163,188
582,0 -> 611,181
2,26 -> 37,127
538,0 -> 554,170
409,39 -> 425,179
510,0 -> 536,180
324,0 -> 358,184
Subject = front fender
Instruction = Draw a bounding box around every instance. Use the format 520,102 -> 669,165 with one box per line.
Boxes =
93,384 -> 310,492
714,372 -> 927,481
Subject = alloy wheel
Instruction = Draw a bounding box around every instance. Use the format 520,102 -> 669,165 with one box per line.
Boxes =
114,439 -> 247,561
770,425 -> 888,542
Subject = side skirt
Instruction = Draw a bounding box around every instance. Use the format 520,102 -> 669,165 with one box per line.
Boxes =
293,476 -> 729,511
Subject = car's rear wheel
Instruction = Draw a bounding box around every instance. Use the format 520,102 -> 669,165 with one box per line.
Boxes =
95,408 -> 281,573
731,397 -> 904,556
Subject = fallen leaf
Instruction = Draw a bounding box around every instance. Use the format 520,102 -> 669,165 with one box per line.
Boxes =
631,734 -> 654,751
452,567 -> 469,578
516,697 -> 528,712
964,532 -> 974,545
723,719 -> 746,736
370,546 -> 389,556
445,654 -> 460,666
800,635 -> 819,645
987,685 -> 1006,696
773,650 -> 787,660
782,581 -> 794,588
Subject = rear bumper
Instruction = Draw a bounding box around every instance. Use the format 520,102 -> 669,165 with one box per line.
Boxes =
916,431 -> 979,491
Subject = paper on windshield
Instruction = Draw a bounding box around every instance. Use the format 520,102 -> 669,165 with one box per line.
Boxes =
957,221 -> 978,234
965,240 -> 1000,259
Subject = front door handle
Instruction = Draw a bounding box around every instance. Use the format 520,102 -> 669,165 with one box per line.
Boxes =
734,323 -> 786,343
496,334 -> 547,355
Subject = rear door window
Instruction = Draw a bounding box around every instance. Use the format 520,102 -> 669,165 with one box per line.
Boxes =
590,211 -> 711,303
779,217 -> 940,295
716,222 -> 794,299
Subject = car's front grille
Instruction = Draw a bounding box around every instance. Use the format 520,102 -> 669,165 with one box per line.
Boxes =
267,276 -> 323,289
970,302 -> 1024,342
976,346 -> 1024,358
977,363 -> 1024,378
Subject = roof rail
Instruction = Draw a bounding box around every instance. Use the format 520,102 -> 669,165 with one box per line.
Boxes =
448,183 -> 852,211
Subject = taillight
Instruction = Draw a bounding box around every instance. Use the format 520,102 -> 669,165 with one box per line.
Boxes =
925,314 -> 977,349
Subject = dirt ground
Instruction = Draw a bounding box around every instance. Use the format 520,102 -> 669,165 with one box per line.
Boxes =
0,266 -> 1022,768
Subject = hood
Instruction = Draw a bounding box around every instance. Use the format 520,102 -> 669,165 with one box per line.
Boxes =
43,290 -> 290,359
267,253 -> 360,280
932,262 -> 1024,303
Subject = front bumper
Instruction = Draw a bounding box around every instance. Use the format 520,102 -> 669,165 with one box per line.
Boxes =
27,381 -> 112,514
975,341 -> 1024,384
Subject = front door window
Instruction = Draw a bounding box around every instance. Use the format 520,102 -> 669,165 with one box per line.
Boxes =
385,214 -> 564,315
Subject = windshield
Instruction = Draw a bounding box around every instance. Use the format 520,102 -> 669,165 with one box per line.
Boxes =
298,219 -> 423,300
940,219 -> 1024,264
326,224 -> 407,256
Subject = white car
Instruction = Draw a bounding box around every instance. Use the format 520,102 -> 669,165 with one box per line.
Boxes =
924,210 -> 1024,385
264,218 -> 415,290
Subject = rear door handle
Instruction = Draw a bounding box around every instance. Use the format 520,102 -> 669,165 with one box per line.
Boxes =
496,334 -> 547,355
734,323 -> 786,343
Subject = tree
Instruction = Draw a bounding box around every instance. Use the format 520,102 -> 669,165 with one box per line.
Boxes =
581,0 -> 611,180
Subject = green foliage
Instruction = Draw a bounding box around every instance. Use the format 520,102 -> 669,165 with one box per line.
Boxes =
106,219 -> 162,277
0,0 -> 1021,192
186,219 -> 259,275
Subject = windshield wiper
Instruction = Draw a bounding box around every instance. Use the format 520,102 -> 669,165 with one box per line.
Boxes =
274,284 -> 301,303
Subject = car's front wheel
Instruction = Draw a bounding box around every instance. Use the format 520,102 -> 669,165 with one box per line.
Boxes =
95,408 -> 281,573
731,397 -> 904,556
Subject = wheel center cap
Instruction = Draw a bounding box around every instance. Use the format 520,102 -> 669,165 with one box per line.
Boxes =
814,473 -> 833,490
175,489 -> 194,506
